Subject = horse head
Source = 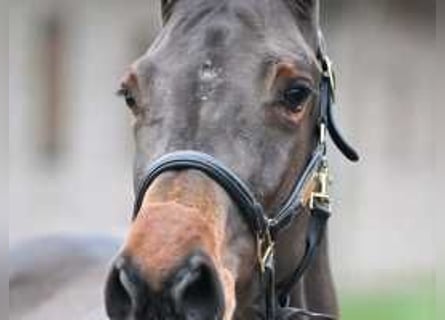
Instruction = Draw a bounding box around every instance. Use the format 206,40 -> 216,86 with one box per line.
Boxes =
104,1 -> 357,319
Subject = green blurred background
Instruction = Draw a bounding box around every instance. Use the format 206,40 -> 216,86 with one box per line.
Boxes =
341,278 -> 436,320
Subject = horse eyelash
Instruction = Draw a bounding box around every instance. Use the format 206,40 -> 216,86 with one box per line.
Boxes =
116,88 -> 124,96
116,87 -> 137,108
116,87 -> 129,97
117,86 -> 136,96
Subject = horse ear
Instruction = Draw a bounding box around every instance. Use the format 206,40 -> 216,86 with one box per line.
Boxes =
288,0 -> 320,26
160,0 -> 175,22
287,0 -> 320,46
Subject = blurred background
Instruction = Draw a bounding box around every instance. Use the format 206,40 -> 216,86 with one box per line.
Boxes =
9,0 -> 438,319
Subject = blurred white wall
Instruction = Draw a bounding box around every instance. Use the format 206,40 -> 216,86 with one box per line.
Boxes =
9,0 -> 438,290
323,0 -> 437,288
9,0 -> 161,243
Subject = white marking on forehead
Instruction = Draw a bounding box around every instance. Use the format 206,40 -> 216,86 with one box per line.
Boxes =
199,59 -> 222,81
197,59 -> 224,102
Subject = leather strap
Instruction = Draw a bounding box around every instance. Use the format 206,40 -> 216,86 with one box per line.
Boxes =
276,198 -> 331,306
133,151 -> 268,236
269,146 -> 324,237
319,57 -> 359,163
264,249 -> 276,320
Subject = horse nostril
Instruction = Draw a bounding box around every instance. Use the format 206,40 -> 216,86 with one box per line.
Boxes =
172,252 -> 225,320
104,257 -> 144,319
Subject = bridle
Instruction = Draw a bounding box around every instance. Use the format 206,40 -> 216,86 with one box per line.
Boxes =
131,47 -> 359,319
132,52 -> 358,319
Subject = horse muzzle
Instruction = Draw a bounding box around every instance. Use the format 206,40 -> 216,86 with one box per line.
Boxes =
105,250 -> 225,320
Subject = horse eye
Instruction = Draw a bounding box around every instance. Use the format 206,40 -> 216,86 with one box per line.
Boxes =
117,88 -> 137,109
282,84 -> 313,113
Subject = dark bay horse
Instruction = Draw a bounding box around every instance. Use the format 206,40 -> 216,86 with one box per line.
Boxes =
105,0 -> 358,319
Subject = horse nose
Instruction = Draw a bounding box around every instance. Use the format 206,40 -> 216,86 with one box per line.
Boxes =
104,252 -> 225,319
171,251 -> 225,319
104,256 -> 146,319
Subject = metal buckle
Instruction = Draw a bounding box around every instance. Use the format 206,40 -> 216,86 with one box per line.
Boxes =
309,160 -> 332,210
319,122 -> 327,145
257,229 -> 274,273
322,55 -> 336,102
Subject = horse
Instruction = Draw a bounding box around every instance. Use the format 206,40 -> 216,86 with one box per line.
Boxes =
104,0 -> 358,319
